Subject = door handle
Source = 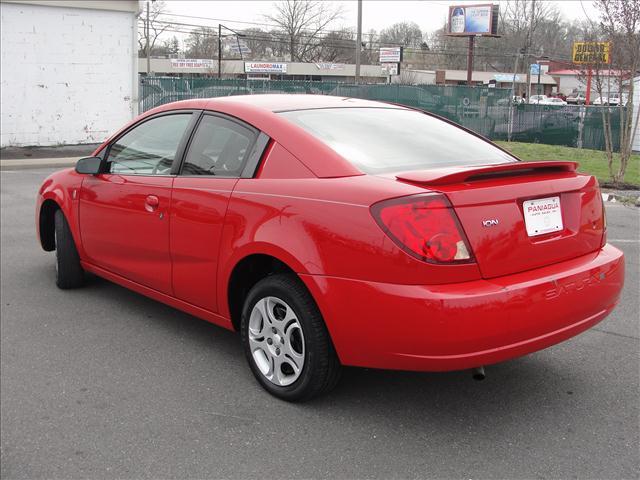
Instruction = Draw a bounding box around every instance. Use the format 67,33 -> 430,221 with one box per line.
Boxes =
145,195 -> 159,212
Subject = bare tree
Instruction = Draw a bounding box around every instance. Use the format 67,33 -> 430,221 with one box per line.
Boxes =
185,27 -> 218,59
266,0 -> 344,62
362,29 -> 378,64
398,69 -> 419,85
595,0 -> 640,184
138,1 -> 170,57
240,28 -> 270,59
317,29 -> 357,63
379,22 -> 423,47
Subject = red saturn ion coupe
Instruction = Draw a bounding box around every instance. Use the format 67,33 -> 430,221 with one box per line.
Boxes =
36,95 -> 624,401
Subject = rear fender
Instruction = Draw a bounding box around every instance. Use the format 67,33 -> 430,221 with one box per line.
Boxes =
217,239 -> 312,319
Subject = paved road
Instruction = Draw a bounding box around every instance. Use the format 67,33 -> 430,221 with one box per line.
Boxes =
1,168 -> 638,479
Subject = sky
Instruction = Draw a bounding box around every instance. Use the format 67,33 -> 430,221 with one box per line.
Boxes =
161,0 -> 596,36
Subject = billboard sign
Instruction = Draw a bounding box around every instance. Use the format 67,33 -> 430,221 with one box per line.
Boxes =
447,4 -> 499,36
244,62 -> 287,74
379,47 -> 402,63
228,39 -> 252,55
171,59 -> 215,69
572,42 -> 611,64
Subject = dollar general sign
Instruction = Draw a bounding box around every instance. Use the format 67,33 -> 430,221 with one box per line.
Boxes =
572,42 -> 611,64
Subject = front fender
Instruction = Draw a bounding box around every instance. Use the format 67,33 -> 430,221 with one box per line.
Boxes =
36,168 -> 85,256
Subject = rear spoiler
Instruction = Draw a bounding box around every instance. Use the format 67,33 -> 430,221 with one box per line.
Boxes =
396,161 -> 579,186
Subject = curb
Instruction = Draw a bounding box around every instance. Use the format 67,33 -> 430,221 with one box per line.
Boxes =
602,191 -> 640,207
0,157 -> 79,170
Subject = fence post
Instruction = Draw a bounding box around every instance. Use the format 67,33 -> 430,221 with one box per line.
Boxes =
577,105 -> 586,149
508,104 -> 514,142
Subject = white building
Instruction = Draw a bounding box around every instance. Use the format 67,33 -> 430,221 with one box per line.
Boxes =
0,0 -> 139,147
548,68 -> 625,98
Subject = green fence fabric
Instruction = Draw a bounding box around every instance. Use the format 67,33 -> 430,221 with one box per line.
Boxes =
139,77 -> 623,151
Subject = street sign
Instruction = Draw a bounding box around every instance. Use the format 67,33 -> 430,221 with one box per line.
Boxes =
572,42 -> 611,64
529,64 -> 549,75
379,47 -> 402,63
381,63 -> 399,76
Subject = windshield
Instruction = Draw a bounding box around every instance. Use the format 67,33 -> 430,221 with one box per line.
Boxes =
279,107 -> 516,174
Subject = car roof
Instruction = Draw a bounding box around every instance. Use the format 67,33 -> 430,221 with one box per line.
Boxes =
166,94 -> 408,113
131,95 -> 409,178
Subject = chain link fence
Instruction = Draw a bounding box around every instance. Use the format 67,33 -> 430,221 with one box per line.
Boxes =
139,76 -> 623,151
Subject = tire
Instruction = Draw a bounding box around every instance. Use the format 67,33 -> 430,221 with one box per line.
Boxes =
241,274 -> 341,402
54,209 -> 84,289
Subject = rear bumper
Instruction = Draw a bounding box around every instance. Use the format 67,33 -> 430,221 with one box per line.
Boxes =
300,244 -> 624,371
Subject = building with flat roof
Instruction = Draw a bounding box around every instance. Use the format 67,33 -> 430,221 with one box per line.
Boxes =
394,69 -> 557,95
139,58 -> 388,83
547,68 -> 629,97
1,0 -> 139,147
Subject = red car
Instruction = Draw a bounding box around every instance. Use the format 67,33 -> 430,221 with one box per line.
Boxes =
36,95 -> 624,401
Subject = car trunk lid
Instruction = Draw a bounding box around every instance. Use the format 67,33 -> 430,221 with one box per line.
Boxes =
395,161 -> 605,279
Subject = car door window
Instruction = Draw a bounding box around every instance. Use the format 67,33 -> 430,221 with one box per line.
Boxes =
106,114 -> 192,175
182,115 -> 255,177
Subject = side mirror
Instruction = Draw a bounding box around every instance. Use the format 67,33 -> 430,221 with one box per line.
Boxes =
75,156 -> 102,175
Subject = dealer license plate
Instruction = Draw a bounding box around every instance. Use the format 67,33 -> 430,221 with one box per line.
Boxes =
523,196 -> 563,237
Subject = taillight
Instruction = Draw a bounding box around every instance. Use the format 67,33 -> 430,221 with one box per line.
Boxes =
600,188 -> 607,247
371,193 -> 475,264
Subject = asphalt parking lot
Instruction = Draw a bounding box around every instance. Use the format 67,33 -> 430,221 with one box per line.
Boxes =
1,167 -> 638,479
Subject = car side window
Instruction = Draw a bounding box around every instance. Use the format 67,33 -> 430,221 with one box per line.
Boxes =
182,115 -> 255,177
106,114 -> 192,175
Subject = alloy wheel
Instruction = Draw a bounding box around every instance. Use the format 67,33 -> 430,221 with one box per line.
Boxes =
248,296 -> 305,387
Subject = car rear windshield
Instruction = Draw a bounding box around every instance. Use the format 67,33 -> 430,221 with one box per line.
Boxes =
279,107 -> 517,174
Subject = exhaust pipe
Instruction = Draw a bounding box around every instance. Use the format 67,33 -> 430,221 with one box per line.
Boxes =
471,366 -> 486,381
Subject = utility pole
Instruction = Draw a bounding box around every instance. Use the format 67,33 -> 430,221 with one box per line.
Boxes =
218,24 -> 222,79
466,36 -> 475,85
355,0 -> 362,83
508,50 -> 522,142
537,59 -> 542,95
145,0 -> 150,75
525,0 -> 536,101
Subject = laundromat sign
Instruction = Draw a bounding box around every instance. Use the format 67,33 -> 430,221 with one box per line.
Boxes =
244,62 -> 288,74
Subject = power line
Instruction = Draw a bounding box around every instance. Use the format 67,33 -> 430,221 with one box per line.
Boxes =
141,19 -> 547,57
157,11 -> 378,38
140,19 -> 576,65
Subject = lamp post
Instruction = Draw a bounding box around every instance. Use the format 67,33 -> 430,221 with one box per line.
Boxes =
145,0 -> 157,76
218,24 -> 246,79
355,0 -> 362,84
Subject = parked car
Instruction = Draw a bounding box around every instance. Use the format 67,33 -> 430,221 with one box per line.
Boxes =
607,92 -> 629,106
529,94 -> 549,104
36,95 -> 624,401
592,94 -> 628,106
530,95 -> 567,106
545,97 -> 568,106
566,92 -> 587,105
497,95 -> 525,106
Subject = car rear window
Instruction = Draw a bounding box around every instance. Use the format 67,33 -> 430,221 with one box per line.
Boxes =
279,107 -> 516,174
